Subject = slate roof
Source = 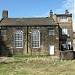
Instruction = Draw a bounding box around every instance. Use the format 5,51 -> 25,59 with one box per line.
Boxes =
0,17 -> 57,26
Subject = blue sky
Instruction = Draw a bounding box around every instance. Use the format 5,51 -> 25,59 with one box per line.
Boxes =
0,0 -> 75,31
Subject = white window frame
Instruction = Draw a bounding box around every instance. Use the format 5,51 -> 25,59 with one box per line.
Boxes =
60,16 -> 68,22
62,28 -> 68,35
49,29 -> 54,35
31,29 -> 40,48
14,30 -> 23,48
1,30 -> 7,36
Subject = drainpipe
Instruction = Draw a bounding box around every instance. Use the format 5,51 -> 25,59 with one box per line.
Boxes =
58,23 -> 62,60
27,26 -> 28,53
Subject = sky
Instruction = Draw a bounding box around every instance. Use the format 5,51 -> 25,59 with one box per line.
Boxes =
0,0 -> 75,31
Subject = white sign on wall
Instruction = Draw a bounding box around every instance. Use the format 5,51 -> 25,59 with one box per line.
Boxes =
49,45 -> 54,55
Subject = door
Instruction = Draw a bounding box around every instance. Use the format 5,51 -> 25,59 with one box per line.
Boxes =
49,45 -> 54,55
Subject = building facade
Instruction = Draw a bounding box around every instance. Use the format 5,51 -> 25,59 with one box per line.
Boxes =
53,9 -> 73,51
0,10 -> 73,57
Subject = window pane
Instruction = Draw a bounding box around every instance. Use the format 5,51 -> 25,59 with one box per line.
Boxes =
1,30 -> 6,36
49,29 -> 54,35
14,30 -> 23,48
62,28 -> 68,35
60,16 -> 68,22
31,30 -> 40,48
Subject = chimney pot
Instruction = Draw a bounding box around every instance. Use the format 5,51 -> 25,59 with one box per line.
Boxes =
50,10 -> 53,17
65,9 -> 69,14
2,10 -> 8,18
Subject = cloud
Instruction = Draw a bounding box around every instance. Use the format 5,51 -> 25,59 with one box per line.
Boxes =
62,0 -> 74,9
56,0 -> 74,13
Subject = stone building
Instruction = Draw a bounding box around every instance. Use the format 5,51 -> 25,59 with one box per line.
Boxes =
0,10 -> 73,58
53,9 -> 73,50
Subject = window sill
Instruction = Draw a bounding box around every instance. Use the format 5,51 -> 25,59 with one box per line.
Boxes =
32,47 -> 40,49
14,47 -> 23,49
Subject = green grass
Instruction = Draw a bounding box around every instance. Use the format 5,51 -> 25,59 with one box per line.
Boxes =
0,57 -> 75,75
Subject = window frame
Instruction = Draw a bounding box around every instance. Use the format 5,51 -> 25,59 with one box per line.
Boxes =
31,29 -> 40,48
48,29 -> 54,36
60,16 -> 68,22
14,30 -> 23,48
1,30 -> 7,36
62,28 -> 68,35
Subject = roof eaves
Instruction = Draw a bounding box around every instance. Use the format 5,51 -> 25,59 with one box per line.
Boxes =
0,24 -> 58,26
54,14 -> 72,16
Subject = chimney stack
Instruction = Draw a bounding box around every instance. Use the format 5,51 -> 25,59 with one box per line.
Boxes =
2,10 -> 8,18
50,10 -> 53,17
65,9 -> 69,14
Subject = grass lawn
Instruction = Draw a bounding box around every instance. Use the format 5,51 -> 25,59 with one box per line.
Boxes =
0,56 -> 75,75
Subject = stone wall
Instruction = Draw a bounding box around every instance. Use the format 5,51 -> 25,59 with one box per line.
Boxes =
0,26 -> 59,56
60,50 -> 74,60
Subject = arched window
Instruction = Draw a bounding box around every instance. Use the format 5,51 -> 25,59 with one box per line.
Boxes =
14,30 -> 23,48
31,30 -> 40,48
